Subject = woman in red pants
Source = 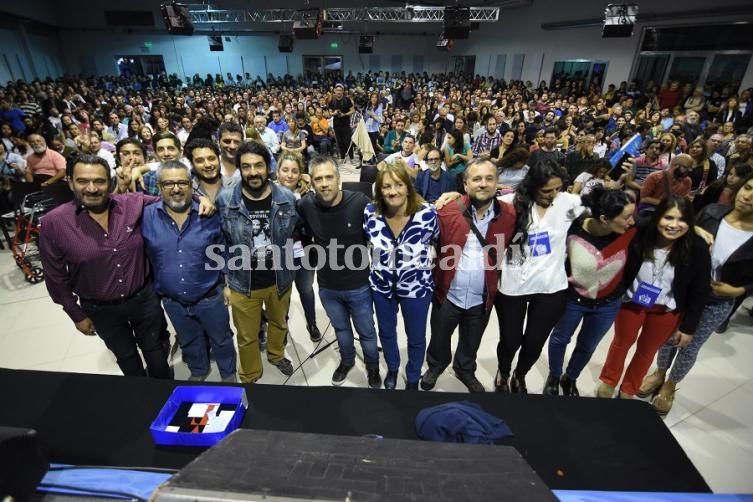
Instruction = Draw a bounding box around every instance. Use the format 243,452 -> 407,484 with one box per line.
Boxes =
598,195 -> 711,399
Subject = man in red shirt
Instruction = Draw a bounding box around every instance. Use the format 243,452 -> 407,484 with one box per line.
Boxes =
640,154 -> 693,206
658,81 -> 683,111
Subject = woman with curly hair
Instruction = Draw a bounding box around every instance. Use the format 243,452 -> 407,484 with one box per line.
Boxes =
496,160 -> 584,393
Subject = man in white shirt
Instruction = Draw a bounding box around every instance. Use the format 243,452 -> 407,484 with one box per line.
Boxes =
107,113 -> 129,142
707,134 -> 727,179
176,116 -> 193,146
87,132 -> 117,175
421,159 -> 516,393
378,135 -> 419,177
253,114 -> 281,156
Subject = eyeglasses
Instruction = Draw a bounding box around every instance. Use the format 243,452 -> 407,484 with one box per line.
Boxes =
160,180 -> 191,189
427,157 -> 441,162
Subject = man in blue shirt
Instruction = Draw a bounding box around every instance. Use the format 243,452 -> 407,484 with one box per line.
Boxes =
141,160 -> 237,382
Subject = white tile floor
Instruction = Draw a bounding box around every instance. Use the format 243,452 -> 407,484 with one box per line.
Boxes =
1,161 -> 752,493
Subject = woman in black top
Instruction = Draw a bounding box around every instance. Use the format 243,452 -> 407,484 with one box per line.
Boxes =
598,195 -> 711,399
642,175 -> 753,415
546,187 -> 635,396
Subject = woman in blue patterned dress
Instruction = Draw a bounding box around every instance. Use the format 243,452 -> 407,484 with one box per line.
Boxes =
364,160 -> 439,390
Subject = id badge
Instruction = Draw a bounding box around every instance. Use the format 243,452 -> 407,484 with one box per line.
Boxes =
528,231 -> 552,257
633,281 -> 662,308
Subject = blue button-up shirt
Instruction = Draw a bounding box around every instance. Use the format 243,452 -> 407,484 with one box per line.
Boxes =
142,200 -> 225,304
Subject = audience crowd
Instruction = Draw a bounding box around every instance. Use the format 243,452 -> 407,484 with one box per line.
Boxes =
2,68 -> 753,418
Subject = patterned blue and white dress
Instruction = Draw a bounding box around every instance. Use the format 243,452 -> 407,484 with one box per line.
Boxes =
364,202 -> 439,299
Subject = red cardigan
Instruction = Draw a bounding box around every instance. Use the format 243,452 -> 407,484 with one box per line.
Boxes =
433,195 -> 516,311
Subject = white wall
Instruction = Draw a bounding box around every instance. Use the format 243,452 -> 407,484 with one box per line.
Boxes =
0,27 -> 64,83
56,31 -> 458,81
4,0 -> 753,89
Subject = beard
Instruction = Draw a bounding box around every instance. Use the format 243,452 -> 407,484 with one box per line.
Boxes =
77,192 -> 109,214
243,175 -> 268,197
164,197 -> 191,213
194,168 -> 220,183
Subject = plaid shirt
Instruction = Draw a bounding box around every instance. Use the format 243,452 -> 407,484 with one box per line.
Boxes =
141,170 -> 160,196
472,130 -> 501,157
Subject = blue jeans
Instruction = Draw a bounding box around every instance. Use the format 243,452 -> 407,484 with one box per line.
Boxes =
162,286 -> 237,379
547,297 -> 622,380
373,291 -> 431,384
294,256 -> 316,325
319,285 -> 379,368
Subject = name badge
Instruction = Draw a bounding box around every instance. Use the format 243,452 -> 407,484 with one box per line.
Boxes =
633,282 -> 662,308
528,231 -> 552,257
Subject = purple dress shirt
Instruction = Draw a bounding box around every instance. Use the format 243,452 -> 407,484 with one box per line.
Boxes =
39,192 -> 159,323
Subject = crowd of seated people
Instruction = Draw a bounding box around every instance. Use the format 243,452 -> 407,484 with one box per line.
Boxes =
3,69 -> 753,419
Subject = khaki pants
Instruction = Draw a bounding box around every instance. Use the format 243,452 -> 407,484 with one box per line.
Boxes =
230,286 -> 291,383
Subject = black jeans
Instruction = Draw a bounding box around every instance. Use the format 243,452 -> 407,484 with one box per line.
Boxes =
333,121 -> 352,159
426,299 -> 490,376
80,282 -> 171,378
495,290 -> 567,377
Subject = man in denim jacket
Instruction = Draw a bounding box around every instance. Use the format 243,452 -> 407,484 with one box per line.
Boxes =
216,140 -> 298,383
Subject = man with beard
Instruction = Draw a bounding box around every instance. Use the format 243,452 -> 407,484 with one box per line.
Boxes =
421,158 -> 516,393
295,154 -> 381,388
625,139 -> 666,191
216,140 -> 297,383
414,146 -> 456,203
527,127 -> 566,167
24,133 -> 66,186
328,83 -> 355,161
640,153 -> 693,206
141,160 -> 237,382
185,138 -> 238,202
471,115 -> 501,159
38,155 -> 173,378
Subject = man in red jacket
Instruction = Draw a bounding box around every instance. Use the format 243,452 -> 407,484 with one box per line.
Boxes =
421,159 -> 516,392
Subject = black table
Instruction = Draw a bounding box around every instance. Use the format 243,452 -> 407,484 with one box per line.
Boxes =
0,368 -> 709,493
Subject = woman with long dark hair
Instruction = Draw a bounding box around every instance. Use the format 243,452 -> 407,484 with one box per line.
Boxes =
442,128 -> 472,178
693,162 -> 752,212
598,195 -> 711,399
546,187 -> 636,396
496,160 -> 584,393
686,138 -> 717,199
640,175 -> 753,415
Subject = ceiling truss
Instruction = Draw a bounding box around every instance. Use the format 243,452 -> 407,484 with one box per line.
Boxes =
187,6 -> 502,27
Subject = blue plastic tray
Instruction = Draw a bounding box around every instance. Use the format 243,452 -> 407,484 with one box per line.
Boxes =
150,386 -> 248,447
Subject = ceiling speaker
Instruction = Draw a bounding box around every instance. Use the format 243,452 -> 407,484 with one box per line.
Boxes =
278,34 -> 294,53
358,35 -> 374,54
160,2 -> 194,36
293,9 -> 322,39
443,7 -> 470,39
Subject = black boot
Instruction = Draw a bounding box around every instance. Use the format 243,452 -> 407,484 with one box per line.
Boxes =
495,370 -> 510,393
544,375 -> 560,396
510,372 -> 528,394
560,375 -> 579,397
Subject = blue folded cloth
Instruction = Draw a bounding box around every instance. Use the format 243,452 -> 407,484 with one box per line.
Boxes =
415,401 -> 513,444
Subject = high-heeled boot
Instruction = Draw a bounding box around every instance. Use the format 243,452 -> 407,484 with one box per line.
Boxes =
653,381 -> 676,417
638,370 -> 666,398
